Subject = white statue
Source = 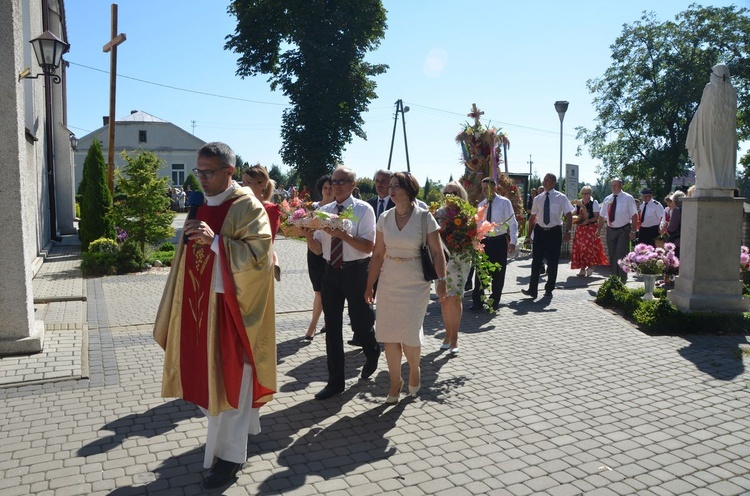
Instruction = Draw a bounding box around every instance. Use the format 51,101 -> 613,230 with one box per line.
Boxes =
686,63 -> 738,196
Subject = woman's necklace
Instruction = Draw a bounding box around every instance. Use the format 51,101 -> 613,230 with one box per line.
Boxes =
396,207 -> 413,218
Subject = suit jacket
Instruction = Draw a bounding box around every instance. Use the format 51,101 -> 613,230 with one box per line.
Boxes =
368,196 -> 395,219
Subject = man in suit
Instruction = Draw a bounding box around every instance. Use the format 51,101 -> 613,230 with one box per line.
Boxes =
368,169 -> 395,220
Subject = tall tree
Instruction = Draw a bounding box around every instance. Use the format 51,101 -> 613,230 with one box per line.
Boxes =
225,0 -> 388,189
79,139 -> 114,251
577,5 -> 750,200
110,150 -> 175,254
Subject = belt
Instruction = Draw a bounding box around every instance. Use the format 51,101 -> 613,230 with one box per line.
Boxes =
535,225 -> 562,231
386,255 -> 418,262
326,257 -> 370,269
609,223 -> 631,230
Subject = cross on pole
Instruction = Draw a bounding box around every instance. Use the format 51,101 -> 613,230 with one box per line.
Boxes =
468,103 -> 484,127
102,3 -> 126,195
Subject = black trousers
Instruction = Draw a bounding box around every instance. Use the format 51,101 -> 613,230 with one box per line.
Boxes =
473,235 -> 509,305
529,225 -> 562,294
321,259 -> 379,389
638,225 -> 659,247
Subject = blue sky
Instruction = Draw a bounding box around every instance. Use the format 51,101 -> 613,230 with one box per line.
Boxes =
64,0 -> 745,187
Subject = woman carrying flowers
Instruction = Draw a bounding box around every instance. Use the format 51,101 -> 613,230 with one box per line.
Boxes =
433,182 -> 473,355
570,185 -> 608,277
304,175 -> 334,340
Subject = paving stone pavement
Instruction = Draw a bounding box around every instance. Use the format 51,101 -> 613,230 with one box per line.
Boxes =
1,233 -> 750,495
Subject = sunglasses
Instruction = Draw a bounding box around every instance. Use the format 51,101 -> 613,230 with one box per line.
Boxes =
331,179 -> 353,186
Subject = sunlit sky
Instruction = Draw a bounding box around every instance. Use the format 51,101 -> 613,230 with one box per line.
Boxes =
64,0 -> 745,187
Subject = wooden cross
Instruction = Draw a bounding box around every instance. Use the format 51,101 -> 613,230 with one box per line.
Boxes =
468,103 -> 484,127
102,3 -> 126,195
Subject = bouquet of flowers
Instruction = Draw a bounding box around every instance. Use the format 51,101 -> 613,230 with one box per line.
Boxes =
662,243 -> 680,275
278,197 -> 313,238
431,195 -> 501,310
291,206 -> 357,232
570,199 -> 588,225
740,246 -> 750,273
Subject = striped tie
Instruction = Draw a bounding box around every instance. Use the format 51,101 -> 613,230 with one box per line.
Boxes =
543,192 -> 551,225
330,204 -> 345,269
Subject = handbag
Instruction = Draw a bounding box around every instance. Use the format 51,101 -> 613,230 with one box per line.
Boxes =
420,210 -> 449,281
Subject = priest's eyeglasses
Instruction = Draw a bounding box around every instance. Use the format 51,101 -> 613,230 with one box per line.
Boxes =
193,168 -> 221,179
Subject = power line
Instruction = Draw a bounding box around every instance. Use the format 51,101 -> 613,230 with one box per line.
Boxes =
68,61 -> 289,107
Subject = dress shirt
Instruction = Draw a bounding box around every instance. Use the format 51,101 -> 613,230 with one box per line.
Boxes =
530,189 -> 574,228
600,191 -> 638,228
638,200 -> 665,228
478,195 -> 518,246
313,195 -> 376,262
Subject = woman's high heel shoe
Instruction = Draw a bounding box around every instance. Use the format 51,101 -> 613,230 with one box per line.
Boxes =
408,370 -> 421,395
385,377 -> 403,404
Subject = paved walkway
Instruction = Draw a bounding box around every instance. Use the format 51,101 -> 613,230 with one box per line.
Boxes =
1,228 -> 750,495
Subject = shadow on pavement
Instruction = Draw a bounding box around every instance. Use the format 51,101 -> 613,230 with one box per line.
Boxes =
78,399 -> 200,457
677,335 -> 749,380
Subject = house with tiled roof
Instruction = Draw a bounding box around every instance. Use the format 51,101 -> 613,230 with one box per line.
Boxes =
74,110 -> 206,190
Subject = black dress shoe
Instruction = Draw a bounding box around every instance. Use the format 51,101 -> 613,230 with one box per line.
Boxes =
360,350 -> 380,379
314,386 -> 344,400
347,337 -> 363,347
521,289 -> 538,299
202,458 -> 243,489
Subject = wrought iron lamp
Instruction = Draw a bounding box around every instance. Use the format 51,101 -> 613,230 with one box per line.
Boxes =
19,30 -> 69,84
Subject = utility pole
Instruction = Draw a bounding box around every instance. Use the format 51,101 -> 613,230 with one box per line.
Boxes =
102,3 -> 126,195
191,120 -> 196,134
387,99 -> 411,171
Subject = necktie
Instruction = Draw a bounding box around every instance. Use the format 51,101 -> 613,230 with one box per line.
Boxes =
377,199 -> 385,219
640,201 -> 647,224
486,199 -> 493,223
330,204 -> 345,269
608,195 -> 618,224
543,192 -> 551,225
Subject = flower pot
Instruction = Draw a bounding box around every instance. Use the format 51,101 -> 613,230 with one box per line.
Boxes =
641,274 -> 658,300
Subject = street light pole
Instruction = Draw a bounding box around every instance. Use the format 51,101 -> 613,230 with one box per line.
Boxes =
554,101 -> 569,190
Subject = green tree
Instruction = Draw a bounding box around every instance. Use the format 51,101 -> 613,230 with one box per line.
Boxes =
268,164 -> 285,186
183,173 -> 201,193
418,178 -> 444,206
225,0 -> 388,189
79,139 -> 114,250
233,154 -> 248,181
110,150 -> 176,254
577,5 -> 750,201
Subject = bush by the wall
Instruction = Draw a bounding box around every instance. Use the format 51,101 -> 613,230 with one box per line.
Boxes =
78,139 -> 114,251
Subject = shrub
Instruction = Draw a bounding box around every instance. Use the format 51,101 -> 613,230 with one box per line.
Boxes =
87,237 -> 119,254
595,275 -> 626,307
147,250 -> 176,267
115,241 -> 144,274
158,242 -> 176,252
633,298 -> 680,331
81,251 -> 117,276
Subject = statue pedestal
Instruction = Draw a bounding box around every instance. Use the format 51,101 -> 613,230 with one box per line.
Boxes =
668,197 -> 749,312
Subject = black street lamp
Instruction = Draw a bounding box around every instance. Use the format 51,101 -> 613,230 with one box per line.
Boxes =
554,101 -> 569,188
21,30 -> 69,84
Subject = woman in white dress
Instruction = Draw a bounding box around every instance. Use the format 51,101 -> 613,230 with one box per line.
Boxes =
365,172 -> 447,404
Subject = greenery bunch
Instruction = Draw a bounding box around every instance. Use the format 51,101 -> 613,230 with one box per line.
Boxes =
78,139 -> 114,250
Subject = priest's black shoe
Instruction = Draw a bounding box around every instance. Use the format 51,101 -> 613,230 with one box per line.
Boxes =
521,289 -> 538,299
314,385 -> 344,400
202,458 -> 243,489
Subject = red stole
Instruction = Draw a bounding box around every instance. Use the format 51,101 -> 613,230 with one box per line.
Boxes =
180,199 -> 248,410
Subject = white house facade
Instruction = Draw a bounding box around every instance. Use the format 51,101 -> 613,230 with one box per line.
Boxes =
74,110 -> 207,190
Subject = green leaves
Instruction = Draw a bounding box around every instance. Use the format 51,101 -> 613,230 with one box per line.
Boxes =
578,5 -> 750,199
225,0 -> 388,188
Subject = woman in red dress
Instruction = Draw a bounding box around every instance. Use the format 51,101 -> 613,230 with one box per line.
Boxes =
570,186 -> 608,277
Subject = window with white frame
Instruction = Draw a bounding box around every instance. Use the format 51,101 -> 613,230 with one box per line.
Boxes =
172,164 -> 185,186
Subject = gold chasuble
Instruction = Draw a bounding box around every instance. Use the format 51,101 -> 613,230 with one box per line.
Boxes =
154,188 -> 276,416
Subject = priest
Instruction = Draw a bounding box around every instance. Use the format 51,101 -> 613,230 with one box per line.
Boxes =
153,142 -> 276,490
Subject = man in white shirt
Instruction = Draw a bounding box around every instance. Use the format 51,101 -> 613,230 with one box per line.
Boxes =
636,188 -> 664,247
598,178 -> 639,281
522,173 -> 573,299
470,177 -> 518,310
305,166 -> 380,400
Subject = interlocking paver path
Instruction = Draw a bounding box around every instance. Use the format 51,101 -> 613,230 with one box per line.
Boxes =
1,227 -> 749,495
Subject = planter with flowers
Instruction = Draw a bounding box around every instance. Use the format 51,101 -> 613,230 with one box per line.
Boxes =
618,243 -> 680,300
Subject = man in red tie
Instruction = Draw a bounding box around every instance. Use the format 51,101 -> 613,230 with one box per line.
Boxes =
597,178 -> 639,281
305,166 -> 380,400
